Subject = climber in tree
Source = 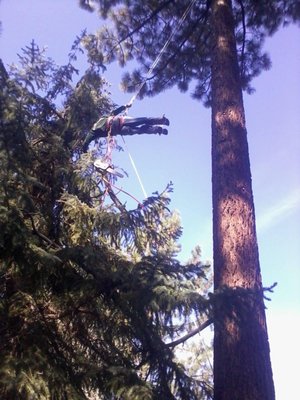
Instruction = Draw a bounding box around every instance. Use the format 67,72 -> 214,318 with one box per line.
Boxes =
83,103 -> 170,152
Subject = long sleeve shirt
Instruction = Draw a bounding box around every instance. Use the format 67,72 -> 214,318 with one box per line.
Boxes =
91,105 -> 126,132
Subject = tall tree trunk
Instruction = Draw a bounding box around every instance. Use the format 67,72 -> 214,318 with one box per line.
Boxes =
210,1 -> 275,399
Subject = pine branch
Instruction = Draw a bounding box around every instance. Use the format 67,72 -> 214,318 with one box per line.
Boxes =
166,318 -> 213,348
237,0 -> 246,77
132,2 -> 211,95
113,0 -> 174,49
29,214 -> 62,250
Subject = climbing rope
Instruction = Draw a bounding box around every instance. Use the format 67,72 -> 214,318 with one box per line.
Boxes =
127,0 -> 197,107
120,135 -> 148,198
118,0 -> 197,198
100,0 -> 197,201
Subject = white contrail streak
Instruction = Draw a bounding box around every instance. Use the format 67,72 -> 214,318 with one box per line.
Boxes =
257,189 -> 300,232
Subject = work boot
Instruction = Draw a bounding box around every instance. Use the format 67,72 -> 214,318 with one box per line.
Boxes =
159,129 -> 168,135
161,115 -> 170,126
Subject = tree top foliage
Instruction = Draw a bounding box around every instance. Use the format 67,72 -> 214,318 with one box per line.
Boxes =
79,0 -> 300,105
0,40 -> 214,399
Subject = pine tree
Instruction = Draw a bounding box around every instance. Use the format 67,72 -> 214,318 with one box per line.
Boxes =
77,1 -> 300,398
0,42 -> 213,399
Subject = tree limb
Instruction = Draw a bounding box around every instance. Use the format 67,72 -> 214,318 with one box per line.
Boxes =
134,3 -> 211,94
115,0 -> 174,47
166,318 -> 213,348
237,0 -> 246,77
29,214 -> 62,249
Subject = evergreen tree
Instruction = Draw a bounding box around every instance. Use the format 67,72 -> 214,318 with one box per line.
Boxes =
174,246 -> 213,399
77,1 -> 300,399
0,42 -> 213,399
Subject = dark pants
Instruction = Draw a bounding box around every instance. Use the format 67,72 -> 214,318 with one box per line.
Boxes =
122,116 -> 166,126
109,116 -> 165,134
120,125 -> 164,135
83,117 -> 167,152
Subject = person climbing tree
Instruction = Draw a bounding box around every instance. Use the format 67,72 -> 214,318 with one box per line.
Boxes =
83,103 -> 170,152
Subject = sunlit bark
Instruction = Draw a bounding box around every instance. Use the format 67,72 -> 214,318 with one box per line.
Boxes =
210,0 -> 275,399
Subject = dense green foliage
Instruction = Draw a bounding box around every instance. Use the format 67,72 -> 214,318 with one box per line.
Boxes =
76,2 -> 299,399
79,0 -> 300,105
0,43 -> 213,399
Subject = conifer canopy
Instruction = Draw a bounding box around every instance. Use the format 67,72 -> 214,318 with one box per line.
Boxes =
0,41 -> 213,399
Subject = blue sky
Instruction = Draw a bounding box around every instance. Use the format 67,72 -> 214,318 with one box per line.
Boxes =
1,1 -> 299,398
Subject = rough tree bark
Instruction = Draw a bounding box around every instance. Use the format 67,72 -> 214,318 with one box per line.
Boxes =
210,0 -> 275,399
